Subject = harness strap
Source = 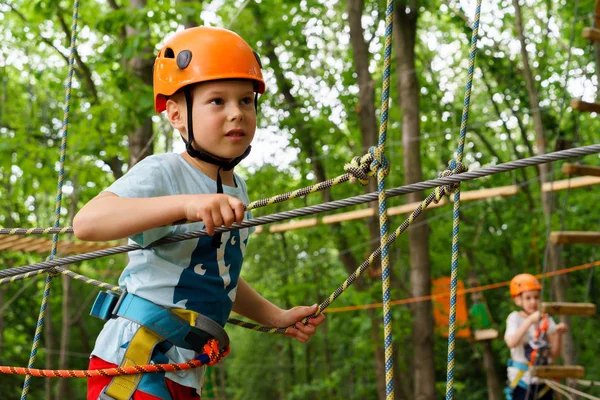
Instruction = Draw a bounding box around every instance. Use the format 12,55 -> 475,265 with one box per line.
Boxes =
506,360 -> 552,399
91,291 -> 230,400
101,326 -> 164,400
508,359 -> 529,391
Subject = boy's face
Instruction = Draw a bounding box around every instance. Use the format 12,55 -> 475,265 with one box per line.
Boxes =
515,290 -> 540,314
177,80 -> 257,160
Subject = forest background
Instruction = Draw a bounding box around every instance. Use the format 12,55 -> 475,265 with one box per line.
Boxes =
0,0 -> 599,399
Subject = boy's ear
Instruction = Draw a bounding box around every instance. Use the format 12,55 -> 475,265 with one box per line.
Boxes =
514,296 -> 522,307
165,98 -> 186,133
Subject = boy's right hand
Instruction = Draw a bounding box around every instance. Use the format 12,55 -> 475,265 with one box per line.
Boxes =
183,194 -> 245,235
527,311 -> 542,324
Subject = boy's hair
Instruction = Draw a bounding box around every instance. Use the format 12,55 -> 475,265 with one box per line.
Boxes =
510,274 -> 541,298
153,26 -> 265,114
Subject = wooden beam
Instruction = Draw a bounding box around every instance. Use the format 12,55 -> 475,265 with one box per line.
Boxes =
459,185 -> 519,201
4,237 -> 38,251
583,27 -> 600,42
473,328 -> 499,341
322,208 -> 375,224
542,302 -> 596,316
0,236 -> 118,255
570,99 -> 600,113
543,176 -> 600,192
530,365 -> 585,379
252,176 -> 600,235
268,218 -> 318,233
561,163 -> 600,177
549,231 -> 600,245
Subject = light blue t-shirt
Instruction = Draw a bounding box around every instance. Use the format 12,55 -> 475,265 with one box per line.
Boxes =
91,153 -> 253,393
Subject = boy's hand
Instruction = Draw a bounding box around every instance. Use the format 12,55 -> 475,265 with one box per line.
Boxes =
274,304 -> 326,343
555,322 -> 569,334
183,194 -> 245,235
527,311 -> 542,324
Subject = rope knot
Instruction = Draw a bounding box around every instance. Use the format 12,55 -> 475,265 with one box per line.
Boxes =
433,160 -> 466,203
344,153 -> 375,185
203,339 -> 230,366
343,147 -> 390,185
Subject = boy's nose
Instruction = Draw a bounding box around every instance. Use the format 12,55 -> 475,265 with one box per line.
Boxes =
228,104 -> 243,121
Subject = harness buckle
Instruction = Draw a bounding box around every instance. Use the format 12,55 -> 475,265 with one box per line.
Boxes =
90,290 -> 127,321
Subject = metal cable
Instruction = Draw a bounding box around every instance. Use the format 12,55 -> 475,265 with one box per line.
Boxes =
1,144 -> 599,280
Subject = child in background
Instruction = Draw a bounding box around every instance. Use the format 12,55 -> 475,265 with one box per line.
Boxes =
74,26 -> 325,400
504,274 -> 568,400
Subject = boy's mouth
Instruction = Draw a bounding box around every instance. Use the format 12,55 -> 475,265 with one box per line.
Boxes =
226,129 -> 245,137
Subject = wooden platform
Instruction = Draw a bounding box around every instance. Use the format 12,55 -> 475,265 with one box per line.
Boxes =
0,236 -> 117,255
530,365 -> 585,379
570,99 -> 600,113
549,231 -> 600,245
562,163 -> 600,177
583,27 -> 600,42
473,328 -> 499,341
542,302 -> 597,316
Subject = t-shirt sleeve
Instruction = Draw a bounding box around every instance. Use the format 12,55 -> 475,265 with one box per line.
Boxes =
547,315 -> 558,335
504,311 -> 520,339
103,157 -> 176,247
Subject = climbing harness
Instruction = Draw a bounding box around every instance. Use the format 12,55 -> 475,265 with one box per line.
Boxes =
90,291 -> 229,399
505,314 -> 552,400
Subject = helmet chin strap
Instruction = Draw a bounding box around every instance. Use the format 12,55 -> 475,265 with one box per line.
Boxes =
183,87 -> 251,248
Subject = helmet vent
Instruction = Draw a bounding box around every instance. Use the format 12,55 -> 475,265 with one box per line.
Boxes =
163,48 -> 175,58
177,50 -> 192,69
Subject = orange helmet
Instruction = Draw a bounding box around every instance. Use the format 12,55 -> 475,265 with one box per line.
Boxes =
510,274 -> 542,297
153,26 -> 265,113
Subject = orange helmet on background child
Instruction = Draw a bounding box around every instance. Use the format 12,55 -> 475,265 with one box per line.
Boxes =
153,26 -> 265,113
509,274 -> 542,297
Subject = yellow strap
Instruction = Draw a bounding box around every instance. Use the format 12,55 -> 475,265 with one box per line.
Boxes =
103,309 -> 199,400
537,384 -> 551,399
510,368 -> 527,389
104,326 -> 162,400
171,308 -> 199,326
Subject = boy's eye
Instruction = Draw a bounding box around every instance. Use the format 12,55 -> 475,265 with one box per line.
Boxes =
241,97 -> 254,105
210,98 -> 224,105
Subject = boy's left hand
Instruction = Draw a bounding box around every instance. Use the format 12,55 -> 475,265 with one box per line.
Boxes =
275,304 -> 326,343
555,322 -> 569,334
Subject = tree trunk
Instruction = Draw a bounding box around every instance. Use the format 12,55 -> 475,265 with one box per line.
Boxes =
125,0 -> 154,168
468,273 -> 503,400
346,0 -> 391,397
44,300 -> 53,400
394,2 -> 436,399
481,341 -> 503,400
56,275 -> 72,400
512,0 -> 576,366
0,286 -> 4,357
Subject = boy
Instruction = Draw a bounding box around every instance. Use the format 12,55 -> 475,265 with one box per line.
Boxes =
504,274 -> 568,400
74,26 -> 325,400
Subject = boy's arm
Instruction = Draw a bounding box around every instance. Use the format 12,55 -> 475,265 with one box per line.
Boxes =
73,192 -> 244,241
232,277 -> 325,343
505,312 -> 538,348
548,322 -> 568,359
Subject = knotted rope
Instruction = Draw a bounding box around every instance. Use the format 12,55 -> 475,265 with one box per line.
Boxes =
445,0 -> 482,398
20,1 -> 80,399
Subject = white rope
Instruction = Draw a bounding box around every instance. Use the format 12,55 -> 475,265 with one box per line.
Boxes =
544,380 -> 575,400
577,379 -> 600,387
544,379 -> 600,400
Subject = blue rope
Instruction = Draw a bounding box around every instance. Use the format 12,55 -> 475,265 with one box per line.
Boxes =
445,1 -> 483,399
21,1 -> 80,398
376,0 -> 395,398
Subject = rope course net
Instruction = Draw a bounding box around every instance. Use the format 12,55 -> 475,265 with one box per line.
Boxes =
2,0 -> 600,398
